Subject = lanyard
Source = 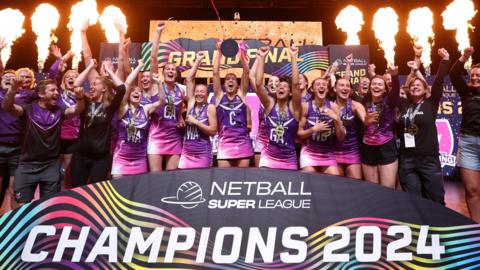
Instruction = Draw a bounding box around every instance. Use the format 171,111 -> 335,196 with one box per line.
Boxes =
404,101 -> 423,132
191,103 -> 207,119
86,102 -> 104,127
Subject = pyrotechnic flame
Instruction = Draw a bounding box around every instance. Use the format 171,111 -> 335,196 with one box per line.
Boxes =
372,7 -> 399,67
335,5 -> 364,45
442,0 -> 477,69
407,8 -> 434,74
0,9 -> 25,67
31,4 -> 60,71
99,5 -> 127,43
67,0 -> 99,70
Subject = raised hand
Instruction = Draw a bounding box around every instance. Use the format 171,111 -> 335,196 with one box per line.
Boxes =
413,44 -> 423,57
50,45 -> 62,59
196,51 -> 206,61
89,59 -> 98,69
463,47 -> 474,59
345,53 -> 353,64
387,65 -> 399,76
368,63 -> 376,75
257,46 -> 270,58
407,61 -> 418,71
156,21 -> 166,33
289,45 -> 299,59
438,48 -> 449,61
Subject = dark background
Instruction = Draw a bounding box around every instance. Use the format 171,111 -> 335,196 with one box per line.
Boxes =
0,0 -> 479,74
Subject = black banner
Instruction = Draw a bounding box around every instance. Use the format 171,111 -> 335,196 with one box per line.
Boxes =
0,169 -> 478,269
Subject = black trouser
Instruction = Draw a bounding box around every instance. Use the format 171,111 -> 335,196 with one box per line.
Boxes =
399,154 -> 445,205
71,152 -> 110,188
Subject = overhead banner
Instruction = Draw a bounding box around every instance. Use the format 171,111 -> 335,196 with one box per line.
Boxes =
0,169 -> 478,269
140,38 -> 331,80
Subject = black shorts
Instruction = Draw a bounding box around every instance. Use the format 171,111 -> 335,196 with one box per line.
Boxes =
14,160 -> 61,203
60,139 -> 77,155
360,139 -> 398,166
0,143 -> 21,175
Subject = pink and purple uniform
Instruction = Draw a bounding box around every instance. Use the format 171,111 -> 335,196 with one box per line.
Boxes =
48,60 -> 80,141
255,105 -> 268,153
259,103 -> 298,170
147,84 -> 184,155
363,77 -> 400,146
58,91 -> 80,140
216,95 -> 254,159
300,100 -> 337,168
179,104 -> 212,169
112,106 -> 149,175
334,99 -> 361,164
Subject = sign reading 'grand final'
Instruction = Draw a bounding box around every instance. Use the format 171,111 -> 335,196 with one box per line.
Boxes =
0,168 -> 478,269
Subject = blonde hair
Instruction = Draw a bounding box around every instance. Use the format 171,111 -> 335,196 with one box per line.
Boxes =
15,68 -> 35,89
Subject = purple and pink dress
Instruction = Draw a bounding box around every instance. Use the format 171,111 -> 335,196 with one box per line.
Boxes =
300,100 -> 337,168
49,60 -> 80,143
259,103 -> 298,170
147,84 -> 184,155
255,105 -> 268,154
179,104 -> 212,169
112,106 -> 150,175
334,99 -> 361,164
216,94 -> 254,159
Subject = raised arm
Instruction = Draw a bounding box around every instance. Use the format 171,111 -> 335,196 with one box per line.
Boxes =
430,48 -> 450,105
186,51 -> 205,101
405,60 -> 426,87
254,47 -> 274,112
104,61 -> 129,113
213,40 -> 223,103
386,66 -> 400,108
1,77 -> 24,117
449,47 -> 473,99
65,87 -> 85,118
343,53 -> 353,81
115,25 -> 127,81
74,59 -> 97,87
238,42 -> 250,99
125,59 -> 144,89
80,20 -> 100,83
413,44 -> 422,72
49,45 -> 73,85
367,63 -> 376,79
289,46 -> 302,120
150,22 -> 165,79
145,74 -> 167,115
